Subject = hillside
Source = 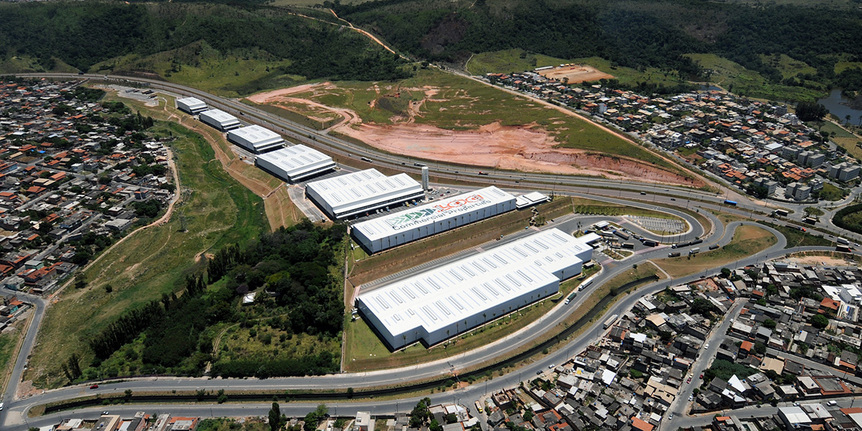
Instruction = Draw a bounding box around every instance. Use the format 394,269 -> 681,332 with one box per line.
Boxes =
331,0 -> 862,100
0,2 -> 408,95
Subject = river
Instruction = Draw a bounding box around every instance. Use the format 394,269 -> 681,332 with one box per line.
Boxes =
817,88 -> 862,125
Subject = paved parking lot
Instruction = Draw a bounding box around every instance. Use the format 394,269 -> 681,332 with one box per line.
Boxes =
627,216 -> 686,234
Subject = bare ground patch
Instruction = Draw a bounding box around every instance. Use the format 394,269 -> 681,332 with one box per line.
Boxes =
536,64 -> 615,83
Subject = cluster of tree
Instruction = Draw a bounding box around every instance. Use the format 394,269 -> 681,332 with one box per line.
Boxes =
69,230 -> 118,264
83,221 -> 345,380
0,2 -> 408,82
69,87 -> 106,103
690,298 -> 720,319
795,101 -> 829,122
130,162 -> 167,178
703,359 -> 757,383
409,398 -> 441,431
208,220 -> 347,337
209,352 -> 337,378
832,203 -> 862,235
131,199 -> 163,219
89,300 -> 165,359
107,112 -> 155,135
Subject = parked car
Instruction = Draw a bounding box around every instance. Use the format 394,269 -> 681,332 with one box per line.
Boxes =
90,384 -> 99,389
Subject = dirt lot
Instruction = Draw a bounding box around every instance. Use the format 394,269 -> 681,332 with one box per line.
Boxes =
536,64 -> 615,83
249,84 -> 698,186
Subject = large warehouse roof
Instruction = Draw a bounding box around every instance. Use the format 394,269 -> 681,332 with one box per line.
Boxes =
357,228 -> 592,346
306,169 -> 424,219
227,125 -> 284,153
176,97 -> 207,114
199,109 -> 240,130
353,186 -> 515,243
255,145 -> 335,182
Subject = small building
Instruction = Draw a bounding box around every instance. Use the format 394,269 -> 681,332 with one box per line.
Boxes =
355,412 -> 372,431
175,97 -> 207,115
199,109 -> 241,131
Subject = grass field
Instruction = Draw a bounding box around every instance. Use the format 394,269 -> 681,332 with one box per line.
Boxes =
27,120 -> 270,389
684,53 -> 826,101
759,54 -> 817,80
811,120 -> 862,160
465,49 -> 569,76
760,221 -> 834,248
573,197 -> 684,220
91,41 -> 303,98
0,329 -> 18,393
654,224 -> 777,278
276,68 -> 686,174
820,183 -> 849,201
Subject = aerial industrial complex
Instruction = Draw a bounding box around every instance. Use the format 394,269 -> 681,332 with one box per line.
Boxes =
226,125 -> 285,153
352,186 -> 517,253
355,228 -> 595,350
305,169 -> 425,220
254,145 -> 336,182
199,108 -> 241,131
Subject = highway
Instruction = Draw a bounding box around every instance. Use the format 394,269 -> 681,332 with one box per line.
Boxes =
2,73 -> 861,430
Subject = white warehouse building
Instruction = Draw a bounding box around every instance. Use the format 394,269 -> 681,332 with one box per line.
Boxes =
176,97 -> 207,115
199,109 -> 241,131
305,169 -> 424,220
352,186 -> 516,253
227,125 -> 285,153
356,228 -> 593,350
255,145 -> 336,182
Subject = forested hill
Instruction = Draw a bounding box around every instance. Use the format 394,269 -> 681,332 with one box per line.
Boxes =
0,2 -> 408,82
329,0 -> 862,92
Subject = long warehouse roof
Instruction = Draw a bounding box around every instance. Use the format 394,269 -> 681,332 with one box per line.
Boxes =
228,125 -> 283,147
353,186 -> 515,242
199,109 -> 237,124
176,97 -> 206,109
307,169 -> 423,216
255,145 -> 334,180
357,228 -> 591,337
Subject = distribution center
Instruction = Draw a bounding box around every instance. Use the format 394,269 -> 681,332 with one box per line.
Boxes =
227,125 -> 285,153
199,109 -> 241,131
305,169 -> 424,220
352,186 -> 517,253
175,97 -> 207,115
355,228 -> 594,350
254,145 -> 336,182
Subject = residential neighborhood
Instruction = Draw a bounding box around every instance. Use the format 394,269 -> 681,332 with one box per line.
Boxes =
486,71 -> 860,203
0,78 -> 175,301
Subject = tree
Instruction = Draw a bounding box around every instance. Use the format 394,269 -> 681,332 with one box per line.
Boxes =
810,313 -> 829,329
763,319 -> 777,329
304,404 -> 329,431
270,402 -> 285,431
